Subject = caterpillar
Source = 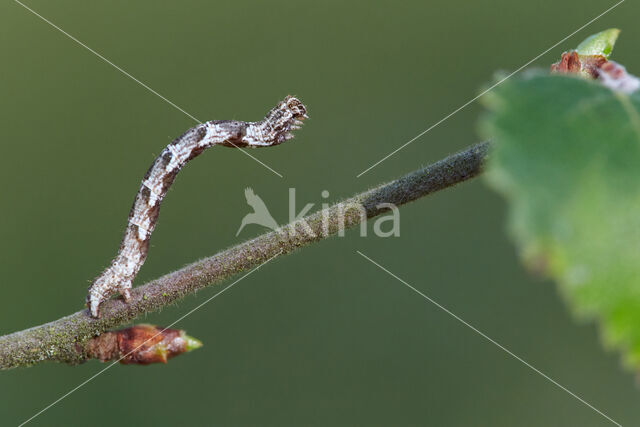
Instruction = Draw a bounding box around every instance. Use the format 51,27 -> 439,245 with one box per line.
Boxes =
87,96 -> 308,317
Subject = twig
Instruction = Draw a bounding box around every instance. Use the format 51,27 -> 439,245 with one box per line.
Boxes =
0,142 -> 489,369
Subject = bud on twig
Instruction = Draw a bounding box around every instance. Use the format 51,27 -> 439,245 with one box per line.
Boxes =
551,29 -> 619,78
85,324 -> 202,365
550,28 -> 639,94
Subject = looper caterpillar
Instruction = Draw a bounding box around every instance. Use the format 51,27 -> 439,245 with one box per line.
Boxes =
87,96 -> 308,317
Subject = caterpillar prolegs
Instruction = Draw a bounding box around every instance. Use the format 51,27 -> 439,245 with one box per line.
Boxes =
87,96 -> 308,317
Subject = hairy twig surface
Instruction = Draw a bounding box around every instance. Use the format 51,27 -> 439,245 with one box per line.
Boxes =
0,142 -> 489,369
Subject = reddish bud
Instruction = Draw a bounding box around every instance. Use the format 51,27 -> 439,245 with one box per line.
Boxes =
551,51 -> 582,74
550,51 -> 607,79
86,324 -> 202,365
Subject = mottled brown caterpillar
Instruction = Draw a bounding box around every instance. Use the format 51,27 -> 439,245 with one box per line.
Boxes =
87,96 -> 308,317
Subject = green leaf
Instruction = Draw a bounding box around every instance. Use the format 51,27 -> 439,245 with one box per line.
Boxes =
576,28 -> 620,58
480,73 -> 640,368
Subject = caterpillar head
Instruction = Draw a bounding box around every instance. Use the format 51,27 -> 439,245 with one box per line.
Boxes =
260,96 -> 309,145
284,96 -> 308,120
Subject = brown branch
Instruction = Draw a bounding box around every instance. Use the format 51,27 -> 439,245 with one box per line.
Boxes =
0,142 -> 489,369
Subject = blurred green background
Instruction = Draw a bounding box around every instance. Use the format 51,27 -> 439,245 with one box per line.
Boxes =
1,0 -> 639,425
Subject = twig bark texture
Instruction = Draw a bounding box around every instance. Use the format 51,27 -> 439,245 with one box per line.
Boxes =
0,142 -> 489,369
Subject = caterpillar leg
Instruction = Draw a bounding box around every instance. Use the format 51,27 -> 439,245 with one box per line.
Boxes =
87,267 -> 133,317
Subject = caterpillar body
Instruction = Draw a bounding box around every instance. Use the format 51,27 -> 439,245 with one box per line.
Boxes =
87,96 -> 308,317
